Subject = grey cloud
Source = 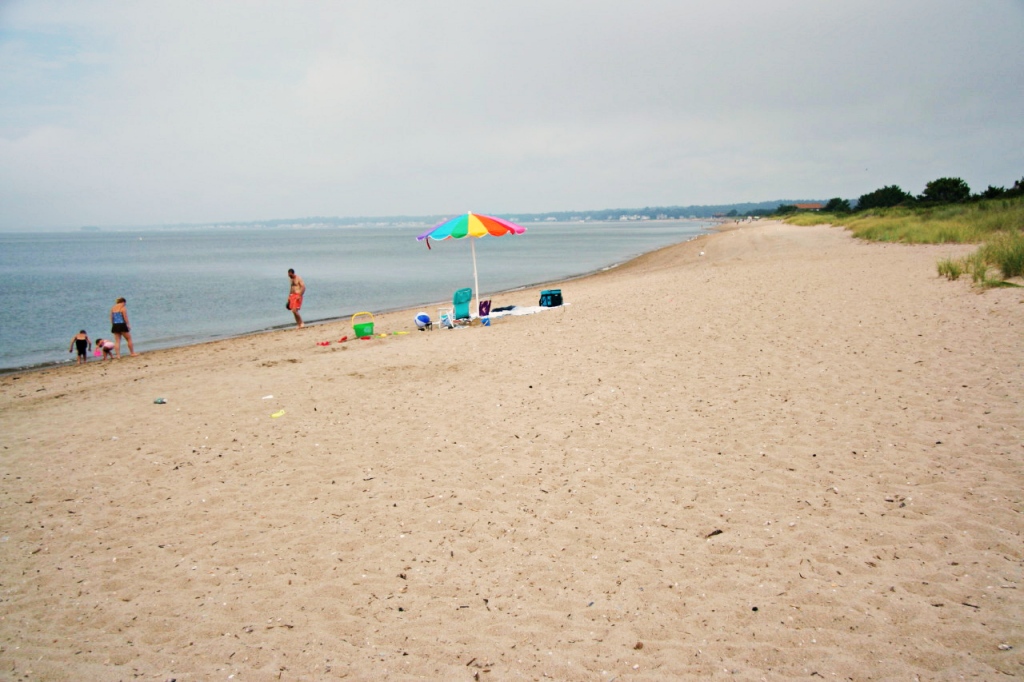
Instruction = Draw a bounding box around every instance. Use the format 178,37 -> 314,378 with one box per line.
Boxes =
1,0 -> 1022,228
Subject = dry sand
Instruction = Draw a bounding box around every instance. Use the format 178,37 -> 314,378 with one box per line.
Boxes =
1,221 -> 1021,680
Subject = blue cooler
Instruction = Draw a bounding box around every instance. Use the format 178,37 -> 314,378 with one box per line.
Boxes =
539,289 -> 563,307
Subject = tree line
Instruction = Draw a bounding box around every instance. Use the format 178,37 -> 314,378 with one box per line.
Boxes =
772,175 -> 1024,216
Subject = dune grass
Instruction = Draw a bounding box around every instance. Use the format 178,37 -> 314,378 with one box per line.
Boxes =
979,230 -> 1024,279
784,197 -> 1024,244
965,251 -> 991,285
784,198 -> 1024,287
935,257 -> 964,281
934,237 -> 1024,287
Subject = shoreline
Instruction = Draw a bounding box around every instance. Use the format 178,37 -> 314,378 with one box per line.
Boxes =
3,220 -> 1018,679
0,227 -> 723,377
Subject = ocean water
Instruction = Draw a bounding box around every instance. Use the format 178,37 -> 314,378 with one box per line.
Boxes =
0,219 -> 712,371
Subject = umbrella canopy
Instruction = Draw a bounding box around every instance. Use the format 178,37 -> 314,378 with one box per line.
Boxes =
417,212 -> 526,241
417,212 -> 526,317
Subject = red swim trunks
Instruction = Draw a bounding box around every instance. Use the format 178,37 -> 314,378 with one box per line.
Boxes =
288,293 -> 303,311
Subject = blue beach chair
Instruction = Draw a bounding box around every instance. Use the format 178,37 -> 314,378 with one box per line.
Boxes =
453,287 -> 473,322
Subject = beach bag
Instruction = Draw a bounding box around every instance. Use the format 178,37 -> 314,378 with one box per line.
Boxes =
539,289 -> 562,307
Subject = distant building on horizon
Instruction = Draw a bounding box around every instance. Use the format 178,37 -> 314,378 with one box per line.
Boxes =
794,203 -> 824,211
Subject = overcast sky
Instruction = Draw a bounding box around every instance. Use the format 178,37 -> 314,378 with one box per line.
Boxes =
1,1 -> 1022,229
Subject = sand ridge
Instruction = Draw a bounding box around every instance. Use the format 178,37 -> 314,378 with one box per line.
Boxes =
1,221 -> 1021,680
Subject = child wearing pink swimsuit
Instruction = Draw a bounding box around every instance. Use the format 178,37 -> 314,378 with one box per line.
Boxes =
94,338 -> 115,361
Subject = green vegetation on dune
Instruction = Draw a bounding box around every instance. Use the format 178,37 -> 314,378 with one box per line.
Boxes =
786,197 -> 1024,243
980,230 -> 1024,280
784,196 -> 1024,288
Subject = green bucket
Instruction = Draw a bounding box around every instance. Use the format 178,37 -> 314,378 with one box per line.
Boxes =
352,312 -> 374,337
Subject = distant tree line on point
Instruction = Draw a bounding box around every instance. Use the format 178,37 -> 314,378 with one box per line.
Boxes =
771,175 -> 1024,216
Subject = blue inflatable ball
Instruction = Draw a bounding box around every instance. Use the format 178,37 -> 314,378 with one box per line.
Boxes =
415,313 -> 431,329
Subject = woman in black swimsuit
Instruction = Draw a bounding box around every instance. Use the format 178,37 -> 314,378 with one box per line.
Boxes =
110,297 -> 137,358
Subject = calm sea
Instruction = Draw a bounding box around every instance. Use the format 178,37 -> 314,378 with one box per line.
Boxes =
0,219 -> 712,371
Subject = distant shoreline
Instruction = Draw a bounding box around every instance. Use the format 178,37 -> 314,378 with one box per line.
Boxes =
0,207 -> 786,233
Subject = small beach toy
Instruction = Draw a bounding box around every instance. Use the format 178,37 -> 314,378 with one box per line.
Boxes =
271,410 -> 286,418
94,349 -> 102,357
338,336 -> 348,343
352,311 -> 374,338
415,312 -> 432,330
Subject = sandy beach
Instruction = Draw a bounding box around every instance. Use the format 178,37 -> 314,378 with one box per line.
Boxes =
1,220 -> 1021,680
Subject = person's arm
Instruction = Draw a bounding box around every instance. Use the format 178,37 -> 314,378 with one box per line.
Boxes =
299,278 -> 306,296
69,337 -> 75,352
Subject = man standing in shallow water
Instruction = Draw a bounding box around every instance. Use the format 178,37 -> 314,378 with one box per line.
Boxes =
287,268 -> 305,328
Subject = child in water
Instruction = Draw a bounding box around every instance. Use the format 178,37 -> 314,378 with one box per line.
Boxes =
68,330 -> 92,365
94,338 -> 115,361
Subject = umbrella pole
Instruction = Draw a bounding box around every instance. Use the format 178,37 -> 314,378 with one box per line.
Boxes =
471,238 -> 480,318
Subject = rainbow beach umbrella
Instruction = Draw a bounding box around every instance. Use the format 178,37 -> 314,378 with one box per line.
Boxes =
417,212 -> 527,317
